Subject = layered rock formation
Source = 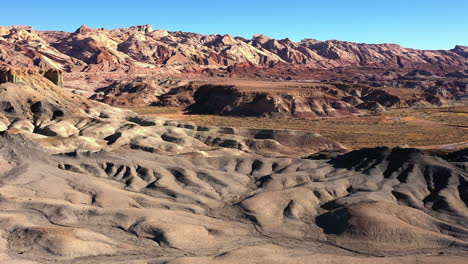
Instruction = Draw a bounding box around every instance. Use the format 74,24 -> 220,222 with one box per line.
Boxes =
332,82 -> 449,109
0,25 -> 466,74
0,73 -> 341,155
1,25 -> 466,111
188,83 -> 360,118
0,66 -> 63,86
91,78 -> 452,117
90,78 -> 190,106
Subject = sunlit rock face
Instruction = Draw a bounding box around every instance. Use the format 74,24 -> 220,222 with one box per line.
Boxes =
0,66 -> 63,86
0,25 -> 466,73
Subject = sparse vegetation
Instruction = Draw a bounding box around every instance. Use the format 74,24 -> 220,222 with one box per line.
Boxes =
124,105 -> 468,149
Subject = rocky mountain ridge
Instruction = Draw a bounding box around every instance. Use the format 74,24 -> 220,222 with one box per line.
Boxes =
0,25 -> 466,74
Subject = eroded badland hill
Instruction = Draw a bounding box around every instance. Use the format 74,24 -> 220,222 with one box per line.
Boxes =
0,25 -> 467,263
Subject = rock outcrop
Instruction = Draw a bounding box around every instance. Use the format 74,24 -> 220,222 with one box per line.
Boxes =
0,66 -> 63,86
43,68 -> 63,86
0,66 -> 15,83
90,77 -> 200,106
187,82 -> 360,118
331,82 -> 450,109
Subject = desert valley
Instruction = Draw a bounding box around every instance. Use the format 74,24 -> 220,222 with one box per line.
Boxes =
0,23 -> 466,263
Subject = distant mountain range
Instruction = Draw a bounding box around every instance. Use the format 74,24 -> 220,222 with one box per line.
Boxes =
0,24 -> 466,73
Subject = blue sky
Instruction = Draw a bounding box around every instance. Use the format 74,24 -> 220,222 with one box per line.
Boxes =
1,0 -> 467,50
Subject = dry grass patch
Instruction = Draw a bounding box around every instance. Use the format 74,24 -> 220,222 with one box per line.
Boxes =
124,105 -> 468,149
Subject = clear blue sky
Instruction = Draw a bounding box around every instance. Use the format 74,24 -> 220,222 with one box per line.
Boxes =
1,0 -> 467,50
